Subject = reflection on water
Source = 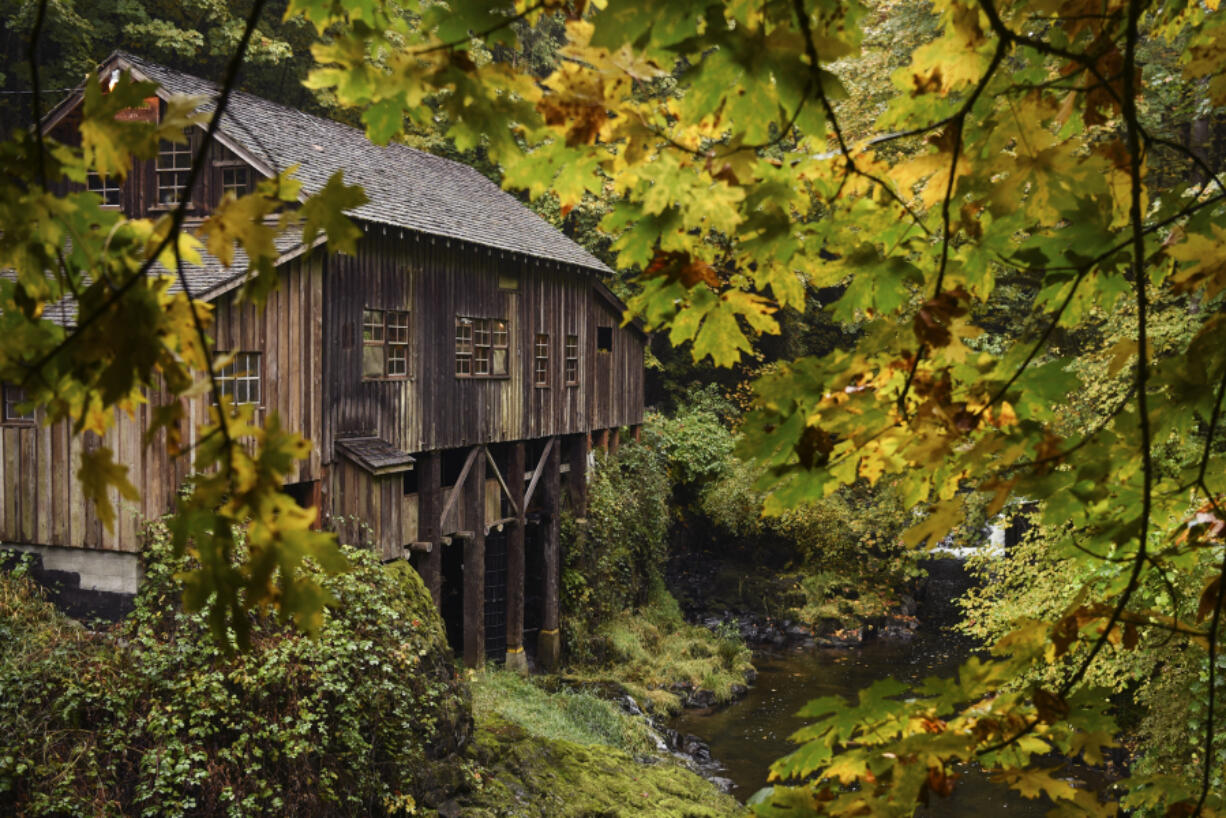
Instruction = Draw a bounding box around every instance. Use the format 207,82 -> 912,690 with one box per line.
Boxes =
672,630 -> 1052,815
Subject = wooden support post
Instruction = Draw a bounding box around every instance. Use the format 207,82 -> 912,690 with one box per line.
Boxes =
596,428 -> 609,453
632,424 -> 642,443
609,428 -> 621,455
505,442 -> 527,671
537,436 -> 562,670
463,446 -> 487,667
567,433 -> 588,518
418,451 -> 442,607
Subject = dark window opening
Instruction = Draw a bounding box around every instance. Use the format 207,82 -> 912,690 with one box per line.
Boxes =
2,384 -> 33,423
597,326 -> 613,352
402,468 -> 419,495
86,171 -> 121,207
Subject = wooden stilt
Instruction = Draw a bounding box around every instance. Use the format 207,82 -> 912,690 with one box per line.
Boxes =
632,424 -> 642,443
505,442 -> 527,671
538,436 -> 562,670
609,428 -> 620,455
597,428 -> 609,453
567,433 -> 588,517
463,446 -> 487,667
418,451 -> 442,607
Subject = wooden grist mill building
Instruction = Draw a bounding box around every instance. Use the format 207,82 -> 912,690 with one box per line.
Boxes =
0,52 -> 645,669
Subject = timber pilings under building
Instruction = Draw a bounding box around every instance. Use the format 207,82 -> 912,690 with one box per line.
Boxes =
0,52 -> 646,669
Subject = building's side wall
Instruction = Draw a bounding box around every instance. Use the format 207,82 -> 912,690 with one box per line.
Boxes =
0,254 -> 324,553
210,253 -> 326,483
321,230 -> 645,458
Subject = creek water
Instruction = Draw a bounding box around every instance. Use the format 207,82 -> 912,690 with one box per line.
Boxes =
672,628 -> 1052,815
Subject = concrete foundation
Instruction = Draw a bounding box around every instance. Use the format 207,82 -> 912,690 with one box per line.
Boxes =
2,541 -> 141,594
504,646 -> 529,672
537,627 -> 561,671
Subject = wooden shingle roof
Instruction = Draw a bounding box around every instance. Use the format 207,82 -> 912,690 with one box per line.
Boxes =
112,52 -> 612,276
335,437 -> 416,475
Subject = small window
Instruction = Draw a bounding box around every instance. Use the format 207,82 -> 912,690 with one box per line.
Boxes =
86,171 -> 121,207
214,145 -> 250,197
216,352 -> 261,406
456,316 -> 509,378
597,326 -> 613,352
221,165 -> 249,197
364,308 -> 386,378
455,318 -> 473,376
387,311 -> 409,377
2,384 -> 33,423
491,319 -> 508,376
156,135 -> 193,205
565,334 -> 579,385
363,308 -> 410,379
534,333 -> 549,387
498,272 -> 519,290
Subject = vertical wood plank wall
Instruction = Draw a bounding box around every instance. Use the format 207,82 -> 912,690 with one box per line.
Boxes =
322,230 -> 645,459
0,255 -> 324,552
2,225 -> 644,555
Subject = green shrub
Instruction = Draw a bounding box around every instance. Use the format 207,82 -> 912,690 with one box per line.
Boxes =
0,527 -> 470,817
571,585 -> 754,714
561,440 -> 670,658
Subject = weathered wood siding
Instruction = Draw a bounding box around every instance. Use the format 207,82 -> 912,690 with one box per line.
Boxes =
322,230 -> 645,459
0,255 -> 323,552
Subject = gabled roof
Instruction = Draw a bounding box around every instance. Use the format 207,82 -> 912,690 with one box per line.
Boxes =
75,51 -> 612,275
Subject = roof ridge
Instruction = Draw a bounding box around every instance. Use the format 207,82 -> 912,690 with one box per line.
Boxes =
103,51 -> 613,275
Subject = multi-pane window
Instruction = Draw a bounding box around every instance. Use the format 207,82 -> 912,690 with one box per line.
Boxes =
534,333 -> 549,387
386,311 -> 409,376
455,319 -> 473,376
216,352 -> 261,406
86,171 -> 121,206
156,136 -> 192,205
363,308 -> 410,379
2,384 -> 33,423
456,317 -> 509,378
215,145 -> 250,198
565,334 -> 579,385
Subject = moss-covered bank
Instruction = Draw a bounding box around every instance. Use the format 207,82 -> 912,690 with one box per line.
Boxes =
456,670 -> 741,817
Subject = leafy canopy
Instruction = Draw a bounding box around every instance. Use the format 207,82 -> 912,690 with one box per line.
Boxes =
288,0 -> 1226,813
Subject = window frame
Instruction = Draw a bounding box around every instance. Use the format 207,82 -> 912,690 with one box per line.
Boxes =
215,352 -> 262,408
155,132 -> 194,208
86,170 -> 122,207
214,145 -> 251,198
1,384 -> 34,425
363,307 -> 411,380
455,316 -> 509,379
596,325 -> 614,353
534,333 -> 550,388
564,334 -> 579,386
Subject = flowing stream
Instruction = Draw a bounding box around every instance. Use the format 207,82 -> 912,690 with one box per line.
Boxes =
672,628 -> 1053,814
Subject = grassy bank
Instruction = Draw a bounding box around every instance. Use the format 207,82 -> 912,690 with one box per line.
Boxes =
459,669 -> 741,817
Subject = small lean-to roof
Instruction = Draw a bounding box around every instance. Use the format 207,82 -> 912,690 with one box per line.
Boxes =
335,437 -> 416,476
101,51 -> 612,275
